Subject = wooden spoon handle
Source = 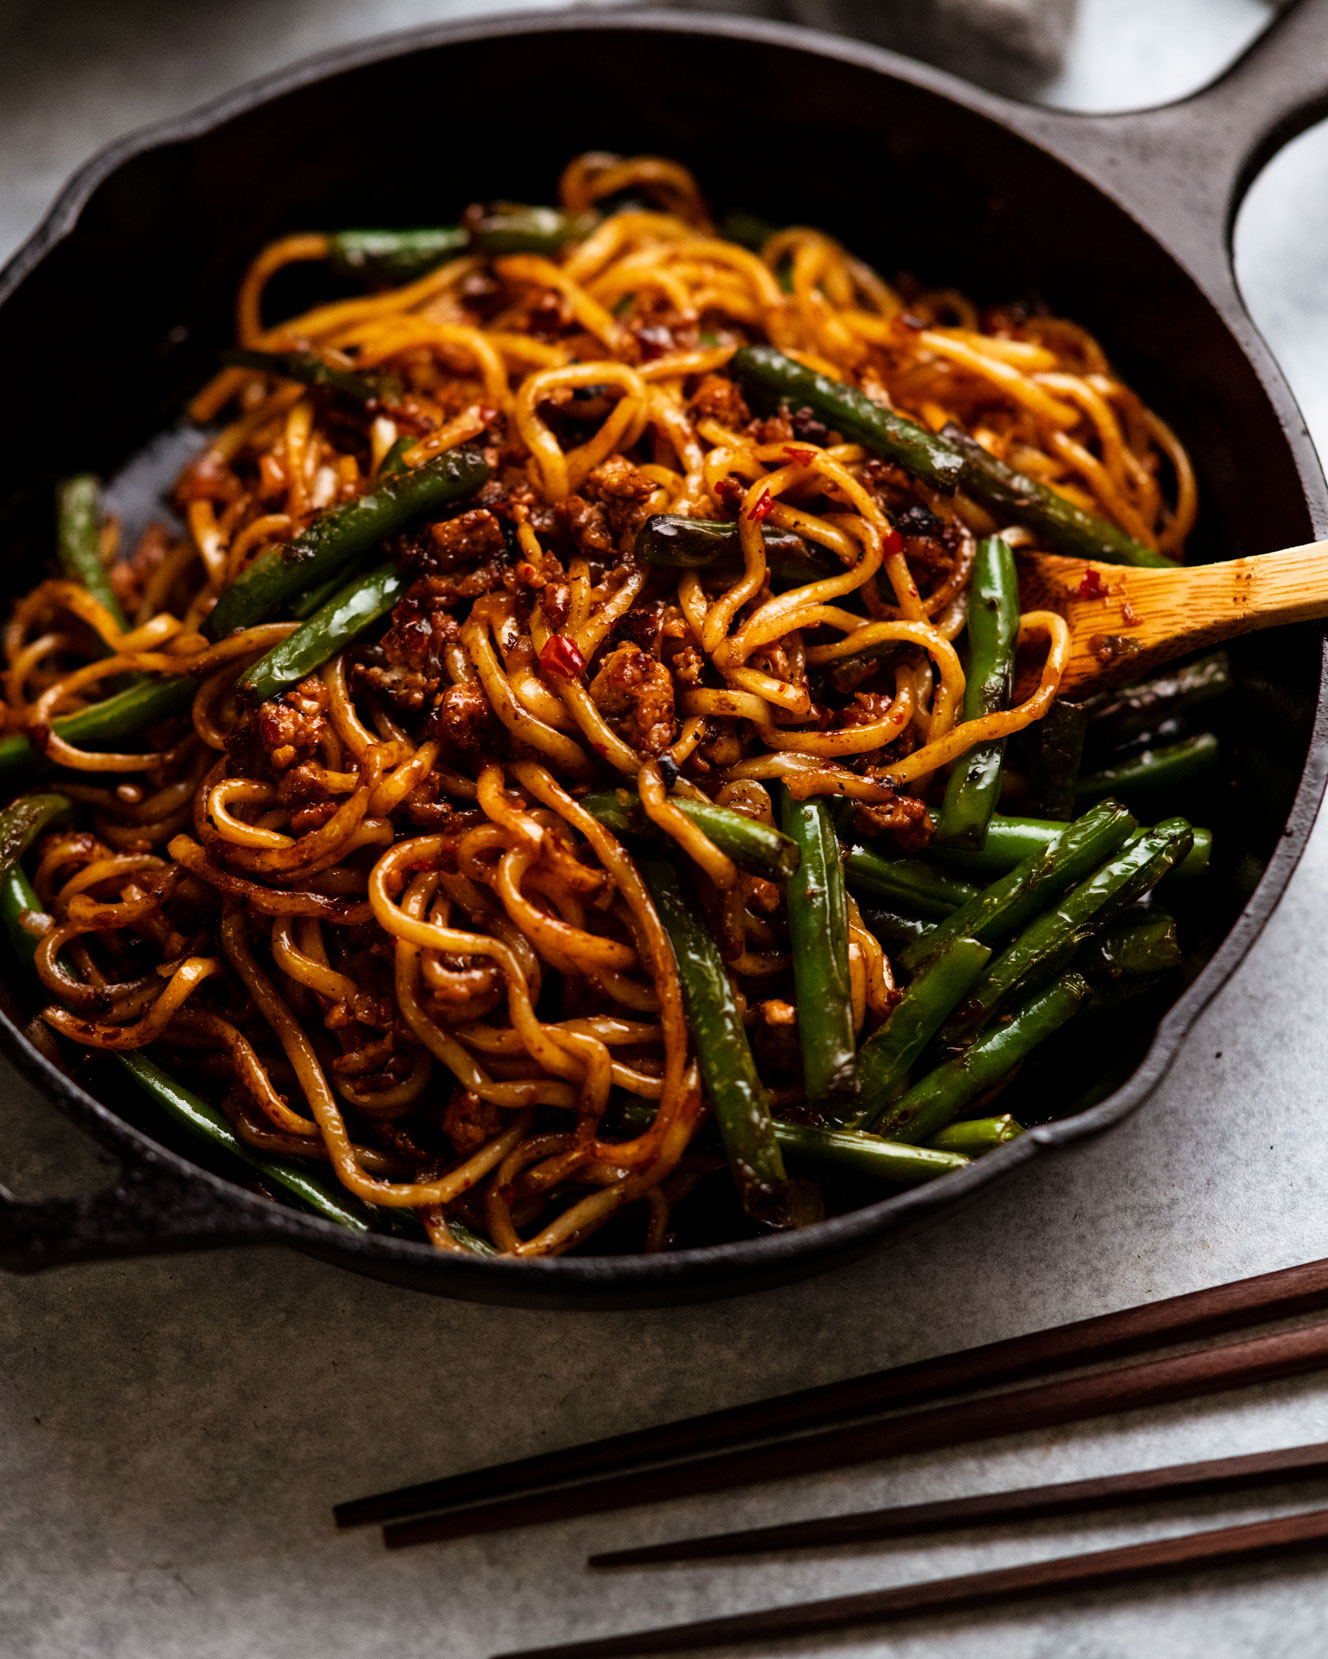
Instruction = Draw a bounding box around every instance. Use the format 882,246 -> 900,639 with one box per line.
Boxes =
1019,539 -> 1328,695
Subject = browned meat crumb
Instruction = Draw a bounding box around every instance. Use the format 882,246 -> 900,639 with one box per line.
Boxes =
588,643 -> 677,756
688,373 -> 750,429
442,1089 -> 508,1157
255,676 -> 329,774
426,679 -> 505,760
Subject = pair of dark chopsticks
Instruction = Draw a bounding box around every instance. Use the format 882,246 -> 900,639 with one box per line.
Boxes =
335,1255 -> 1328,1653
337,1254 -> 1328,1545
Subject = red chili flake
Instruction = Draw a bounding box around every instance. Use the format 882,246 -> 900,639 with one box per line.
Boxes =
783,446 -> 817,466
746,487 -> 774,523
1077,566 -> 1106,599
539,634 -> 586,681
1122,599 -> 1140,625
882,526 -> 905,558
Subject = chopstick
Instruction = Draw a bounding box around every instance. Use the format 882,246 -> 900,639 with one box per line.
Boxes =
383,1317 -> 1328,1548
491,1505 -> 1328,1659
336,1253 -> 1328,1529
588,1439 -> 1328,1565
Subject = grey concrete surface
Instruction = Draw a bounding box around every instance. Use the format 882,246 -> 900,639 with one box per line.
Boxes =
8,2 -> 1328,1656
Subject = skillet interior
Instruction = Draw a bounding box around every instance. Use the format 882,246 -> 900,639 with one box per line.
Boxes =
0,15 -> 1321,1306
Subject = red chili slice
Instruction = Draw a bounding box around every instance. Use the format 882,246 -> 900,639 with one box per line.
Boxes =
539,634 -> 586,680
746,487 -> 774,523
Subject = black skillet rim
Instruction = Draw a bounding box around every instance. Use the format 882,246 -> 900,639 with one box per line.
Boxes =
1,5 -> 1325,1296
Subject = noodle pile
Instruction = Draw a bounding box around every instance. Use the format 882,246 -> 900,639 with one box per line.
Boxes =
4,154 -> 1196,1256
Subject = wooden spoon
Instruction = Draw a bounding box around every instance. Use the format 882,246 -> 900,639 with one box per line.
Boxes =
1017,540 -> 1328,697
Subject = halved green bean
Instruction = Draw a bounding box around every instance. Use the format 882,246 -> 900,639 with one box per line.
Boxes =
1079,652 -> 1232,747
936,534 -> 1018,847
843,848 -> 980,919
731,344 -> 965,493
224,347 -> 402,407
0,675 -> 196,779
328,226 -> 470,284
56,475 -> 125,629
1074,732 -> 1219,804
941,423 -> 1174,568
780,790 -> 857,1122
0,858 -> 492,1253
204,447 -> 489,641
924,810 -> 1211,882
928,1114 -> 1025,1154
640,858 -> 791,1224
940,818 -> 1193,1043
873,971 -> 1092,1144
580,790 -> 799,882
773,1120 -> 968,1185
241,562 -> 405,704
855,937 -> 992,1130
1079,907 -> 1182,978
897,799 -> 1137,976
635,515 -> 836,588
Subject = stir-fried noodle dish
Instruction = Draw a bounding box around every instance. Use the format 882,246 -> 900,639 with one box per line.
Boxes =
0,153 -> 1220,1259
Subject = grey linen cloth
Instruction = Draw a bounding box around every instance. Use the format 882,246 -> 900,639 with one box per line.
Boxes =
653,0 -> 1078,92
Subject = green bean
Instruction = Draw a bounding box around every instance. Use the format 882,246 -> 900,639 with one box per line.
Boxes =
288,442 -> 413,621
940,818 -> 1193,1044
223,347 -> 402,407
614,1093 -> 965,1186
773,1120 -> 968,1185
56,475 -> 125,628
843,848 -> 980,919
924,810 -> 1211,882
936,534 -> 1018,847
1079,652 -> 1232,747
855,937 -> 992,1130
328,226 -> 470,284
941,423 -> 1174,567
327,208 -> 596,286
857,906 -> 936,949
204,447 -> 489,640
897,799 -> 1137,975
730,344 -> 966,493
1074,732 -> 1219,804
0,792 -> 69,881
1017,697 -> 1087,821
580,790 -> 799,881
0,675 -> 196,779
928,1114 -> 1025,1153
1079,907 -> 1182,978
470,204 -> 598,254
0,858 -> 492,1253
719,209 -> 780,252
241,562 -> 405,704
640,858 -> 791,1224
635,515 -> 836,588
780,790 -> 858,1122
873,971 -> 1092,1144
728,345 -> 1174,563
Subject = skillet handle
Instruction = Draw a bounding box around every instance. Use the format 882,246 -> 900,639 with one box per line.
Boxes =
1003,0 -> 1328,296
0,1138 -> 271,1273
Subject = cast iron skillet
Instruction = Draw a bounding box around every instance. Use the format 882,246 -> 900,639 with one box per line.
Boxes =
1,3 -> 1327,1310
